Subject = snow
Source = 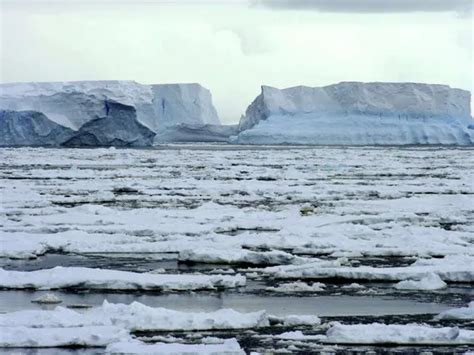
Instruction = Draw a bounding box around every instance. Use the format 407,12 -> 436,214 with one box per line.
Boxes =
105,338 -> 245,354
436,302 -> 474,320
323,322 -> 474,345
234,82 -> 474,145
0,326 -> 129,348
394,272 -> 447,290
0,267 -> 246,291
0,80 -> 221,145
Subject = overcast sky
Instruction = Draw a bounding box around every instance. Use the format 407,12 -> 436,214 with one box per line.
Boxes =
1,0 -> 472,123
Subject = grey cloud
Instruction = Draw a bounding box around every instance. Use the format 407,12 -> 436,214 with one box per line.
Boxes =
254,0 -> 473,13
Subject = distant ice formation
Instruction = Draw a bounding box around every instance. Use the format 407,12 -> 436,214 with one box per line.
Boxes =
1,80 -> 473,146
233,82 -> 474,145
0,81 -> 222,146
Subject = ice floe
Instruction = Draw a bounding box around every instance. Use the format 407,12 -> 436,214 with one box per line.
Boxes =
0,326 -> 129,348
266,281 -> 326,293
0,300 -> 269,331
0,267 -> 246,291
105,338 -> 245,354
323,322 -> 474,345
435,302 -> 474,320
394,272 -> 447,290
179,248 -> 308,266
264,255 -> 474,282
31,293 -> 62,304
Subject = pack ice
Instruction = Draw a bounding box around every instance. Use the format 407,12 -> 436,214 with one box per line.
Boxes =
0,81 -> 223,146
233,82 -> 474,145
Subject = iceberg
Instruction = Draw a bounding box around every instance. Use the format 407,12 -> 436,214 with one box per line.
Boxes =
0,80 -> 224,146
0,110 -> 74,147
61,101 -> 155,147
233,82 -> 474,145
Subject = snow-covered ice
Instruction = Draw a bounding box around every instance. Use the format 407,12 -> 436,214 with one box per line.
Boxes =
436,302 -> 474,320
0,301 -> 269,330
264,255 -> 474,282
0,267 -> 246,291
0,326 -> 129,348
179,248 -> 308,266
31,293 -> 62,304
323,322 -> 474,345
394,272 -> 447,290
266,281 -> 326,293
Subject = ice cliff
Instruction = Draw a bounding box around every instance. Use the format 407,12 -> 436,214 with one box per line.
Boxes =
0,81 -> 222,146
234,82 -> 474,145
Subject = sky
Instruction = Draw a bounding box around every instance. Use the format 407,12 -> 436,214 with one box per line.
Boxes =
0,0 -> 472,123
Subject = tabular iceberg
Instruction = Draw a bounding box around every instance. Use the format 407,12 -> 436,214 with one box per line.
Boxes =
0,81 -> 223,146
233,82 -> 474,145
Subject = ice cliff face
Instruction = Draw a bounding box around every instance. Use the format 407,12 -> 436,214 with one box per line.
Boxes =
235,82 -> 473,145
0,110 -> 74,147
0,81 -> 221,146
150,84 -> 220,131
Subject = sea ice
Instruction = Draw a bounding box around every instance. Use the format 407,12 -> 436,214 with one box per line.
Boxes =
0,266 -> 246,291
105,338 -> 245,354
264,255 -> 474,282
323,322 -> 474,345
435,302 -> 474,320
266,281 -> 326,293
394,272 -> 447,290
0,326 -> 129,348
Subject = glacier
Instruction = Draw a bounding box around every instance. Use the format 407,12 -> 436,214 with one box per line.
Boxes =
0,80 -> 223,146
233,82 -> 474,145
